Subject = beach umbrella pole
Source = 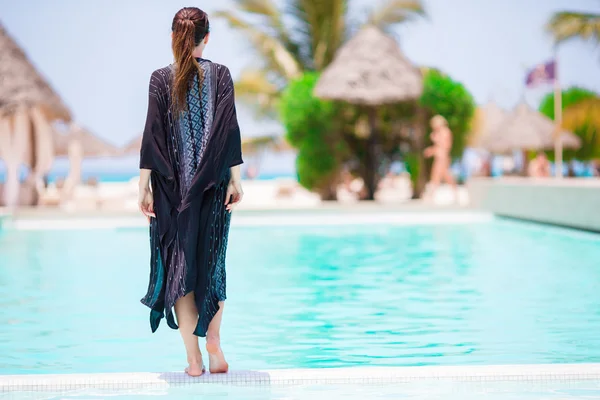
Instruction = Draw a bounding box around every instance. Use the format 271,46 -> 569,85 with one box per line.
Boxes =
365,106 -> 378,200
553,52 -> 563,178
3,158 -> 20,208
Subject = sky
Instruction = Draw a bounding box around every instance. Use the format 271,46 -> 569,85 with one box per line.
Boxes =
0,0 -> 599,151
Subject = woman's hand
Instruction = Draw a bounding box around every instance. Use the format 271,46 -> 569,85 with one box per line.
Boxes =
139,186 -> 156,222
225,179 -> 243,212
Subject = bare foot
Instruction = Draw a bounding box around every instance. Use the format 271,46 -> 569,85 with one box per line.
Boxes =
206,339 -> 229,373
185,363 -> 205,377
184,356 -> 205,377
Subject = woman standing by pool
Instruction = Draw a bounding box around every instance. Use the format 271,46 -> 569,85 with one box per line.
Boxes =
137,7 -> 243,377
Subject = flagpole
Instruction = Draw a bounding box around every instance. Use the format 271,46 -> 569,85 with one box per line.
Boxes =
553,48 -> 563,178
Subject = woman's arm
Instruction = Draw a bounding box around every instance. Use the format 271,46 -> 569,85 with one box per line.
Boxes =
221,66 -> 244,212
230,165 -> 241,184
139,168 -> 152,191
423,146 -> 434,158
138,168 -> 155,221
138,70 -> 170,222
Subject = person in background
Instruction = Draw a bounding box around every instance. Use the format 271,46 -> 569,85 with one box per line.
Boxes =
527,152 -> 551,177
138,7 -> 243,377
591,159 -> 600,177
245,164 -> 259,180
481,157 -> 491,177
423,115 -> 457,199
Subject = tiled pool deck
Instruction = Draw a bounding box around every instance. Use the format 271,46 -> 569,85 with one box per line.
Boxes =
2,364 -> 600,392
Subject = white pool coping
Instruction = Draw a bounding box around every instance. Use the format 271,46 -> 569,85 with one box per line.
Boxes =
6,211 -> 494,231
2,364 -> 600,392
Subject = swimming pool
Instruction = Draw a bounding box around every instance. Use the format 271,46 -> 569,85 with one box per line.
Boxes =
1,213 -> 600,378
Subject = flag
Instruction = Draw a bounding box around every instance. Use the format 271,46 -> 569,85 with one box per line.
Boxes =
525,60 -> 556,87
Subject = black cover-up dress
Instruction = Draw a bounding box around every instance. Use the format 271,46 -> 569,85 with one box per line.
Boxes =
139,59 -> 243,337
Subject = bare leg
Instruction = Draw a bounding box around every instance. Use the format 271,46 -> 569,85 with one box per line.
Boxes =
206,301 -> 229,373
443,167 -> 457,189
174,293 -> 204,376
427,158 -> 443,199
441,162 -> 459,203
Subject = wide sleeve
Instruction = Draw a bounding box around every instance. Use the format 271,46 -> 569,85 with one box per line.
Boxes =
222,67 -> 243,168
139,71 -> 173,179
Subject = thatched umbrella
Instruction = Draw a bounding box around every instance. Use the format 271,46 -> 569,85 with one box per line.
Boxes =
314,26 -> 422,105
55,123 -> 119,201
484,102 -> 581,154
53,123 -> 119,158
121,135 -> 143,155
314,26 -> 423,199
0,25 -> 70,120
0,23 -> 71,206
469,101 -> 509,149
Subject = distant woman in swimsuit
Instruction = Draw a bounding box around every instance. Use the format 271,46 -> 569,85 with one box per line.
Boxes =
423,115 -> 457,197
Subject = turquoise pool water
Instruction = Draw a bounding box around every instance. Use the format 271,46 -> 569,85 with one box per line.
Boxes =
1,218 -> 600,375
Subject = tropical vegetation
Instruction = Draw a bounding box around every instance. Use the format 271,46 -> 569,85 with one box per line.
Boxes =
279,69 -> 476,199
279,72 -> 343,199
218,0 -> 479,199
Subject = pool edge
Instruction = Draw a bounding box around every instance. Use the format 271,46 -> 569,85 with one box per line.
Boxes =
2,364 -> 600,391
7,211 -> 495,230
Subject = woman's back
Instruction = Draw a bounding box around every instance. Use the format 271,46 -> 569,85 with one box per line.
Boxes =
144,59 -> 240,189
152,59 -> 222,193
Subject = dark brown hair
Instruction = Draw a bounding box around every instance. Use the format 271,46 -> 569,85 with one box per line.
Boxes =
171,7 -> 210,112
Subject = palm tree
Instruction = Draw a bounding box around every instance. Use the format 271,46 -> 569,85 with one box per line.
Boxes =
214,0 -> 425,114
547,10 -> 600,44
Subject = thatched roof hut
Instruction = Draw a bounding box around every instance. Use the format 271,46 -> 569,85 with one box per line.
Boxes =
122,135 -> 143,155
485,102 -> 581,153
0,23 -> 71,206
314,26 -> 423,104
469,101 -> 508,149
53,124 -> 120,158
0,24 -> 70,120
